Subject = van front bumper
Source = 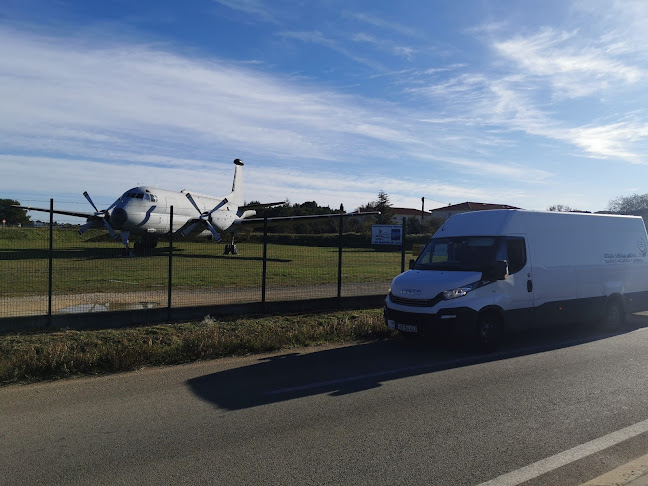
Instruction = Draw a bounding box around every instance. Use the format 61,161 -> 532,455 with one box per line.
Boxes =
384,306 -> 479,337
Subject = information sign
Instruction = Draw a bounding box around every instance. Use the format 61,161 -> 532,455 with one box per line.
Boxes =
372,224 -> 402,245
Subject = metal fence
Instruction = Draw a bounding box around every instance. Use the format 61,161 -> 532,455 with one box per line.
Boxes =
0,210 -> 411,325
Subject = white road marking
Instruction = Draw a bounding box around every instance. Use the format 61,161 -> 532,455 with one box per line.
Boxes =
476,418 -> 648,486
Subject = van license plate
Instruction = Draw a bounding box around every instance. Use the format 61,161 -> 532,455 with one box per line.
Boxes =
397,323 -> 417,333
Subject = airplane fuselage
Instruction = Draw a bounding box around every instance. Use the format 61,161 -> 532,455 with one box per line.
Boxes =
108,186 -> 251,238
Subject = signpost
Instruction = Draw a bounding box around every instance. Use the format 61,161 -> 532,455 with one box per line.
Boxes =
371,224 -> 403,246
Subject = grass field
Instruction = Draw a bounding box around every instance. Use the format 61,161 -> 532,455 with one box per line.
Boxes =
0,228 -> 409,316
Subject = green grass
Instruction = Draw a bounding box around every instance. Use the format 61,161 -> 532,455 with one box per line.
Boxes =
0,309 -> 394,385
0,227 -> 409,296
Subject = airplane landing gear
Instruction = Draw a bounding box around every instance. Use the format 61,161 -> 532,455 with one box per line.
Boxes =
133,235 -> 158,253
120,231 -> 133,257
224,235 -> 238,255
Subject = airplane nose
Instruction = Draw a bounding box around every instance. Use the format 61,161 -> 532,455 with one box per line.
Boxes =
111,208 -> 128,229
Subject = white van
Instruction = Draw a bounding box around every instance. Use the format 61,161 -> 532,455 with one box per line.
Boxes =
384,210 -> 648,349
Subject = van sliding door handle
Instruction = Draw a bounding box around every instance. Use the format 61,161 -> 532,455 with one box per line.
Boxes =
527,280 -> 533,292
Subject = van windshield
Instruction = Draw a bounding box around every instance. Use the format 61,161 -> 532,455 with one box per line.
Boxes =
414,236 -> 500,272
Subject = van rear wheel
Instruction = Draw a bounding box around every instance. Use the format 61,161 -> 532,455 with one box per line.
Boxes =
475,313 -> 502,352
605,299 -> 625,330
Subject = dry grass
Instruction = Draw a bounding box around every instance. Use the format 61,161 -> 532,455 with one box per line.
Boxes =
0,309 -> 394,385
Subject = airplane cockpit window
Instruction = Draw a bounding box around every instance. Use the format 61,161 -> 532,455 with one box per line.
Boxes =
119,189 -> 158,202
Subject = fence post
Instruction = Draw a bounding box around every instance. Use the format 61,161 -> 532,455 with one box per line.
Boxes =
401,217 -> 407,273
262,217 -> 268,311
337,213 -> 343,307
48,198 -> 53,327
167,205 -> 173,321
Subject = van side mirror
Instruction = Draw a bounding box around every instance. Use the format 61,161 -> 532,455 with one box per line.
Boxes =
409,259 -> 416,270
488,260 -> 508,280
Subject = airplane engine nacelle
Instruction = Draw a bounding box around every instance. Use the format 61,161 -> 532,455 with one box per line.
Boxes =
240,210 -> 256,219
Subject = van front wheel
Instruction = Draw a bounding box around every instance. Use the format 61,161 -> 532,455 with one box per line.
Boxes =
475,313 -> 502,352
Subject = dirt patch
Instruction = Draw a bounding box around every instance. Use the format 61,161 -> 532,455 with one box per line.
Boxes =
0,282 -> 389,318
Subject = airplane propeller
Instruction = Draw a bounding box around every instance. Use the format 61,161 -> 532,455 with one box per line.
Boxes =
79,191 -> 119,240
181,194 -> 228,242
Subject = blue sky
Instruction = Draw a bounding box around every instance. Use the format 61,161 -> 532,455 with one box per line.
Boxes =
2,0 -> 648,221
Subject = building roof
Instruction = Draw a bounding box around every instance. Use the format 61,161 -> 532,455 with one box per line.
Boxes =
429,201 -> 520,212
391,207 -> 428,216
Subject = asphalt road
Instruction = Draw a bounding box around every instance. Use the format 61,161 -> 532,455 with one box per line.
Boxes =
3,315 -> 648,485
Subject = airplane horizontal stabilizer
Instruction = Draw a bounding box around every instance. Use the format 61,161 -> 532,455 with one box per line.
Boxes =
239,201 -> 285,211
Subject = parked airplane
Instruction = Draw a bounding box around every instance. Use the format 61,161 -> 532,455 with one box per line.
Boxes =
16,159 -> 377,254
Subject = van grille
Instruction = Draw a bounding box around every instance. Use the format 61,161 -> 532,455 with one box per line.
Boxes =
389,293 -> 443,307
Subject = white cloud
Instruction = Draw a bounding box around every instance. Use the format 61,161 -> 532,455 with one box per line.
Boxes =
2,25 -> 545,180
351,33 -> 415,60
0,27 -> 416,163
561,121 -> 648,162
493,28 -> 643,98
343,12 -> 421,39
278,30 -> 382,69
212,0 -> 278,23
1,154 -> 514,217
407,24 -> 648,165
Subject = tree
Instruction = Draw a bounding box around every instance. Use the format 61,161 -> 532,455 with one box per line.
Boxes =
548,204 -> 573,212
375,190 -> 394,224
0,199 -> 31,225
608,193 -> 648,215
356,190 -> 394,225
547,204 -> 589,213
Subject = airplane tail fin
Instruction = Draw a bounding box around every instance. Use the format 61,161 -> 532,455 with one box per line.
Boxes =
229,158 -> 244,207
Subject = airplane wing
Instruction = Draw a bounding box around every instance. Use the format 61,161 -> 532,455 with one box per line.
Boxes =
13,205 -> 94,219
233,211 -> 380,226
239,201 -> 285,211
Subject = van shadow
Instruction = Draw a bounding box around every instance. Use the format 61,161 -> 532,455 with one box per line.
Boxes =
187,314 -> 648,411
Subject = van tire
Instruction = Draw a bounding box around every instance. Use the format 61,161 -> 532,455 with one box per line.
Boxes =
605,298 -> 625,330
475,312 -> 502,352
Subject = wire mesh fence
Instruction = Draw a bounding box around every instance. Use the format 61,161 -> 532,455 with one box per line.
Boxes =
0,222 -> 412,321
341,247 -> 401,298
265,243 -> 339,302
0,226 -> 51,317
170,240 -> 263,308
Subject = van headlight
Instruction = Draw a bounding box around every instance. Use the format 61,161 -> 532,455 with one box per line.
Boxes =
442,281 -> 480,300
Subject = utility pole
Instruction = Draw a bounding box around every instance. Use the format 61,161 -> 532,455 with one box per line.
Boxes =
421,197 -> 425,222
